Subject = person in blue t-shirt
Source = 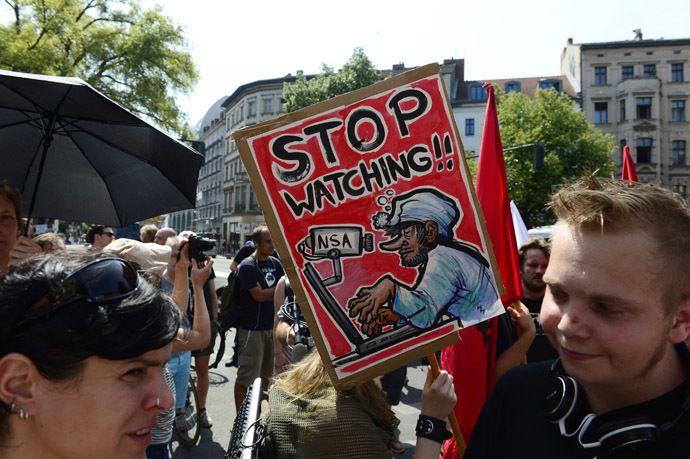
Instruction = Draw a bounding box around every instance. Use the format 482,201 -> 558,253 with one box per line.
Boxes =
233,225 -> 284,412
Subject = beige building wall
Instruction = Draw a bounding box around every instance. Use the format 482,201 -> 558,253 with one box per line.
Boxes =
221,78 -> 291,253
564,36 -> 690,198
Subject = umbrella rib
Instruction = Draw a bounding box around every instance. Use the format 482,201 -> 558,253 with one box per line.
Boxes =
0,79 -> 47,115
59,117 -> 159,166
59,118 -> 195,214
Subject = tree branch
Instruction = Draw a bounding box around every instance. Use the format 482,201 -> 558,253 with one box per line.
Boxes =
75,0 -> 98,23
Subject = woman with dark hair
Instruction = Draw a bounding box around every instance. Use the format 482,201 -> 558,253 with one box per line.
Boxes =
0,252 -> 182,458
0,181 -> 22,277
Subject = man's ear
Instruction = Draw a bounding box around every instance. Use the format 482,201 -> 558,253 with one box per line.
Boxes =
670,296 -> 690,344
424,221 -> 438,243
0,354 -> 38,411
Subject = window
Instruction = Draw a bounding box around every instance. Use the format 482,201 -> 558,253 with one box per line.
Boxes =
539,80 -> 561,92
594,67 -> 607,85
619,99 -> 626,122
636,97 -> 651,119
469,85 -> 487,101
594,102 -> 608,124
672,140 -> 686,165
505,82 -> 520,93
672,64 -> 684,82
622,66 -> 634,80
636,138 -> 652,163
248,101 -> 256,116
263,99 -> 272,114
643,64 -> 656,77
465,118 -> 475,136
672,100 -> 686,122
672,184 -> 687,198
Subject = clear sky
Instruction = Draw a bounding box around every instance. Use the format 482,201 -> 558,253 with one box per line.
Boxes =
141,0 -> 690,125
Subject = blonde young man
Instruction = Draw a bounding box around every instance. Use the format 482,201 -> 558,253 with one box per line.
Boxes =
466,175 -> 690,458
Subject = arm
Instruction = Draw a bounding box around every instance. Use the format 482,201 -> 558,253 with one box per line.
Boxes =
172,243 -> 192,314
208,277 -> 218,321
413,369 -> 457,459
230,259 -> 239,272
274,320 -> 294,374
273,276 -> 288,371
495,303 -> 536,380
173,257 -> 213,352
248,284 -> 276,303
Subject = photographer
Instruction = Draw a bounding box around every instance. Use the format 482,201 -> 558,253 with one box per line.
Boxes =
182,232 -> 219,429
273,274 -> 312,374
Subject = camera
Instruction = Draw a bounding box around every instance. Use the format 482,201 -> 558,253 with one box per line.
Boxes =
187,234 -> 216,262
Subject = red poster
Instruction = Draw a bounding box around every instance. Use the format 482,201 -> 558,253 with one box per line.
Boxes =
233,64 -> 503,385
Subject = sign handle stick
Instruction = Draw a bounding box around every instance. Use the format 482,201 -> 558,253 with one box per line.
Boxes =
428,353 -> 466,455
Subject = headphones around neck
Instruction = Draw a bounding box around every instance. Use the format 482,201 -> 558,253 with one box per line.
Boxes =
540,343 -> 690,454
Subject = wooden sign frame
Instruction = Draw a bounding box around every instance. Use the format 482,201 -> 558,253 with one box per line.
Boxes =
233,64 -> 504,387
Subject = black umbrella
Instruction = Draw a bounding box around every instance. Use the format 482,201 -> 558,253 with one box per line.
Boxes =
0,70 -> 203,228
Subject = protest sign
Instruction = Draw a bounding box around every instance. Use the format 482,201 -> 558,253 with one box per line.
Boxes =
233,64 -> 504,386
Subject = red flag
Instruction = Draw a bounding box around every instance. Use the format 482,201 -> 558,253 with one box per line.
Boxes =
622,145 -> 639,182
441,82 -> 523,457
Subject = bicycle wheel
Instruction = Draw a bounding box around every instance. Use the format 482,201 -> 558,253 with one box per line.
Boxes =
175,374 -> 201,447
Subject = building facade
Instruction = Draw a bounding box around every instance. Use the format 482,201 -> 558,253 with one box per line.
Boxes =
562,34 -> 690,197
194,97 -> 226,235
221,76 -> 298,254
452,75 -> 578,157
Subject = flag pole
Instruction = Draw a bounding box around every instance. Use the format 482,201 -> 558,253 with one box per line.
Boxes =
428,353 -> 466,454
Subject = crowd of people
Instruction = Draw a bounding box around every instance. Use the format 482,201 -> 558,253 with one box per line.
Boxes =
1,173 -> 690,459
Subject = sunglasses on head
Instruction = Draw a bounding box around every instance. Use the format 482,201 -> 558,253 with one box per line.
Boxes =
18,258 -> 138,327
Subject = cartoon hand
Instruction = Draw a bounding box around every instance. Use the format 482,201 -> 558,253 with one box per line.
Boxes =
361,308 -> 400,337
348,276 -> 395,325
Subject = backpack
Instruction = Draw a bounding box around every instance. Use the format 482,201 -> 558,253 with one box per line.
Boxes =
218,269 -> 242,333
218,256 -> 274,332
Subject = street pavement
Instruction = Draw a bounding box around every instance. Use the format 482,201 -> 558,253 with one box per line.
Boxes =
170,256 -> 427,458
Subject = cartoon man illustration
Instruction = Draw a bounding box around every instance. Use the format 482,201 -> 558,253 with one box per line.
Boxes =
348,188 -> 502,337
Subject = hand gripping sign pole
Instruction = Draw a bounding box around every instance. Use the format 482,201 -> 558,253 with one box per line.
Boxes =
428,353 -> 466,454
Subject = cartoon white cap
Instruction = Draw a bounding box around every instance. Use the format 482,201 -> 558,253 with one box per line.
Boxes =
376,189 -> 460,237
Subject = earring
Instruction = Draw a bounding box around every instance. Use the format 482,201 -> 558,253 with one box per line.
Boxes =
156,397 -> 160,408
18,408 -> 29,420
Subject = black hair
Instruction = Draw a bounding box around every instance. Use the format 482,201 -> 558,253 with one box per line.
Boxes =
0,253 -> 180,434
251,225 -> 268,244
85,224 -> 106,244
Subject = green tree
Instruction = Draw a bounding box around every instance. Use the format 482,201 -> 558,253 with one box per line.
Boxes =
495,87 -> 615,227
0,0 -> 198,136
283,47 -> 381,112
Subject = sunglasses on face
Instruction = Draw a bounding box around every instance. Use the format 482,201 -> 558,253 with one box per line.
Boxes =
100,231 -> 115,238
17,258 -> 138,327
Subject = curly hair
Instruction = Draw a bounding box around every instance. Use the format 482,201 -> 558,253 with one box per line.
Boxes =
518,237 -> 550,269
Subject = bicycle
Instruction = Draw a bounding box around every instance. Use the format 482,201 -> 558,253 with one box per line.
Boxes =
173,368 -> 201,447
